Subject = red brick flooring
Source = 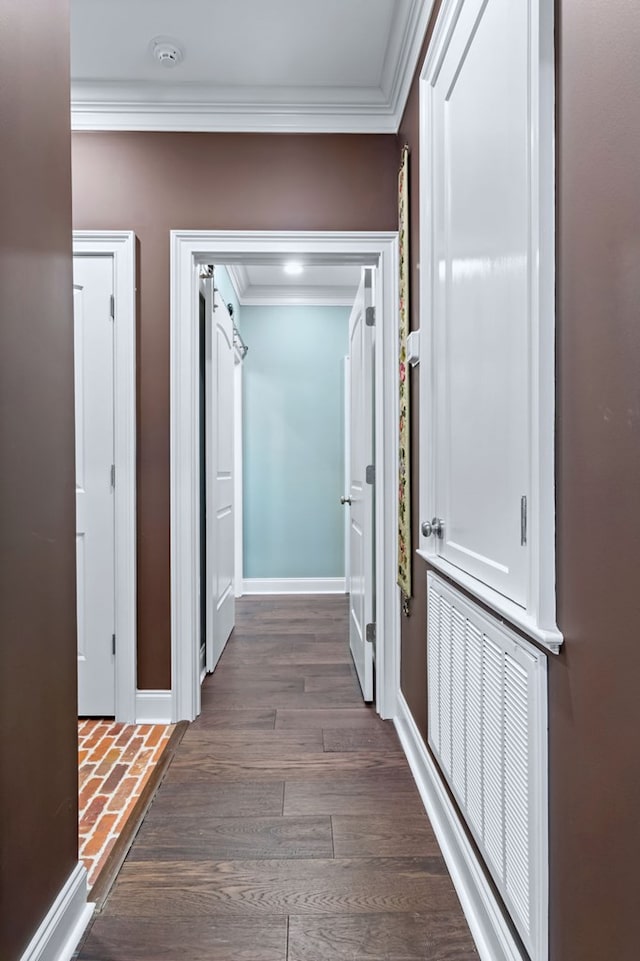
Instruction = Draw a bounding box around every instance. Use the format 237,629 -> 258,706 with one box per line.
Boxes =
78,719 -> 174,888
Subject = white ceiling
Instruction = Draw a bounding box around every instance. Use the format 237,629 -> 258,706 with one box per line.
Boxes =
70,0 -> 434,132
227,264 -> 362,306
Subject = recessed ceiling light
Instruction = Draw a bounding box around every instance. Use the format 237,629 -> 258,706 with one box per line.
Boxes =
283,261 -> 304,276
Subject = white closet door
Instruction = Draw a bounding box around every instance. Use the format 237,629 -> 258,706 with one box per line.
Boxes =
431,0 -> 530,606
205,280 -> 235,672
74,254 -> 116,715
347,268 -> 375,702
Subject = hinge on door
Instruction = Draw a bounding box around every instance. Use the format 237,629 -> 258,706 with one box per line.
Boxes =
520,495 -> 527,546
366,464 -> 375,485
365,306 -> 376,327
112,634 -> 116,655
109,294 -> 115,320
366,622 -> 376,646
110,464 -> 116,488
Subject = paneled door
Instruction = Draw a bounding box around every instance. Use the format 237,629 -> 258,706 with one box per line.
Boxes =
74,255 -> 116,715
203,274 -> 235,673
345,268 -> 375,701
428,0 -> 530,606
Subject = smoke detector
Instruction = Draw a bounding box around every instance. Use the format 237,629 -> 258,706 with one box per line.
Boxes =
151,37 -> 184,68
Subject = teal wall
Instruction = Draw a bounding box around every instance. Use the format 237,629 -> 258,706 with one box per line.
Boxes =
240,305 -> 349,579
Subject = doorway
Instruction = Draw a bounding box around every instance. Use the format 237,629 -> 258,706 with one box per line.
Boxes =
170,231 -> 400,724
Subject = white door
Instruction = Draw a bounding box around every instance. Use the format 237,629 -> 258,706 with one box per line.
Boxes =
430,0 -> 530,606
204,276 -> 235,672
74,255 -> 116,715
345,268 -> 375,702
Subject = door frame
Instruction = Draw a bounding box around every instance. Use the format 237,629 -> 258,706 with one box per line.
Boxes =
73,231 -> 137,721
170,230 -> 400,722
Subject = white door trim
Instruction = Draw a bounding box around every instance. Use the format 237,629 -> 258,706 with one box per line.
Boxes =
417,0 -> 561,652
73,231 -> 137,721
170,230 -> 400,722
233,352 -> 244,597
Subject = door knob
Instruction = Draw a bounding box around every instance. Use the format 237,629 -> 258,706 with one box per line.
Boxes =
422,517 -> 444,538
340,496 -> 352,506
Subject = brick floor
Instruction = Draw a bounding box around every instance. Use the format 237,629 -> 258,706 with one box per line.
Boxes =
78,720 -> 174,889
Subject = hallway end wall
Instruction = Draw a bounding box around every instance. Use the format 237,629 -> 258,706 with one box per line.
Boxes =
71,132 -> 399,688
240,304 -> 349,580
398,1 -> 640,959
0,1 -> 78,958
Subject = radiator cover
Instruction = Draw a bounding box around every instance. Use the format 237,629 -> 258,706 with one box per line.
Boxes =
427,573 -> 548,961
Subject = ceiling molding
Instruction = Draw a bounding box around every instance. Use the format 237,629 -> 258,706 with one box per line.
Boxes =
237,284 -> 358,307
386,0 -> 438,125
70,100 -> 399,134
69,0 -> 434,134
225,264 -> 249,303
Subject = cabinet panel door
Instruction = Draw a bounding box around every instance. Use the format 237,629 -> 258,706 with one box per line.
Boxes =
432,0 -> 530,606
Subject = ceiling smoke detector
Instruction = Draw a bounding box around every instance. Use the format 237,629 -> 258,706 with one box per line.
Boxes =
151,37 -> 184,68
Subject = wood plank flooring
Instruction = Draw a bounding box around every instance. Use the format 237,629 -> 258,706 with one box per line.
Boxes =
78,595 -> 477,961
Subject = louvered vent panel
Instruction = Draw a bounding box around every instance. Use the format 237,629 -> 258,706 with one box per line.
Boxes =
427,586 -> 441,754
450,608 -> 467,802
438,597 -> 453,773
464,622 -> 483,837
426,573 -> 548,961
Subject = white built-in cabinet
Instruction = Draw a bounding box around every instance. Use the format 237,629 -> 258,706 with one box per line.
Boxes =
418,0 -> 561,654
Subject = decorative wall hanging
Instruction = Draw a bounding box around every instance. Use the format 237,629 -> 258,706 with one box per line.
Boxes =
398,144 -> 412,610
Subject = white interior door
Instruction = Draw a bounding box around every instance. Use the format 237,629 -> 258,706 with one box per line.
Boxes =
74,255 -> 116,716
204,275 -> 235,672
346,268 -> 375,702
430,0 -> 530,606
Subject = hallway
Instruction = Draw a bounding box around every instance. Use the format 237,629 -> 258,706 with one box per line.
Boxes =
77,595 -> 477,960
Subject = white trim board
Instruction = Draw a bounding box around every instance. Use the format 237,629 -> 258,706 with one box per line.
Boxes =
170,230 -> 400,723
70,1 -> 437,134
233,356 -> 244,598
135,690 -> 173,724
394,692 -> 528,961
417,0 -> 561,652
243,578 -> 346,595
19,863 -> 93,961
73,231 -> 137,722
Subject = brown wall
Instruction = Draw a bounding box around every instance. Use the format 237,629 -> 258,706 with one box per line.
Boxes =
71,132 -> 399,688
0,1 -> 78,959
399,1 -> 640,959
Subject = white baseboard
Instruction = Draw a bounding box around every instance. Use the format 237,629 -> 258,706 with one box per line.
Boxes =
135,689 -> 173,724
19,863 -> 94,961
394,691 -> 527,961
242,577 -> 346,595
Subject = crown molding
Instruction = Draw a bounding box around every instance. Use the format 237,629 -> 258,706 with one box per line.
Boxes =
382,0 -> 437,123
70,99 -> 399,134
225,264 -> 249,302
69,0 -> 434,133
237,284 -> 358,307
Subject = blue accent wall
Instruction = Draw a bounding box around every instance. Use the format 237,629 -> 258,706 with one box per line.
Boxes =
240,305 -> 349,579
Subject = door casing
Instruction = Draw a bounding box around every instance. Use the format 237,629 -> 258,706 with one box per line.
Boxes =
73,231 -> 137,722
170,230 -> 400,722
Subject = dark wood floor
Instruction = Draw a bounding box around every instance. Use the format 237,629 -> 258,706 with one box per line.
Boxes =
78,595 -> 477,960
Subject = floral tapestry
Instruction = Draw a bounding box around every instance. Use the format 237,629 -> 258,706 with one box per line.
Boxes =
398,145 -> 412,603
